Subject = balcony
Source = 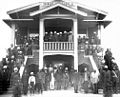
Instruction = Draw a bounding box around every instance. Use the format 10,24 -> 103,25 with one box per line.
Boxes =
43,42 -> 74,51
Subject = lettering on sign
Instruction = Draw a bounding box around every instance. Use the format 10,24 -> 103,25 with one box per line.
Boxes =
40,1 -> 75,10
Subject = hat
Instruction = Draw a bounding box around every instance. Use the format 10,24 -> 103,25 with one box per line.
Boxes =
65,67 -> 68,70
30,72 -> 34,75
84,67 -> 87,71
14,67 -> 18,71
11,55 -> 15,59
26,43 -> 29,45
19,51 -> 22,54
60,32 -> 62,34
54,31 -> 57,33
44,67 -> 47,70
102,60 -> 105,63
3,65 -> 7,69
64,31 -> 67,33
17,46 -> 20,50
104,65 -> 108,69
50,31 -> 53,34
57,33 -> 59,35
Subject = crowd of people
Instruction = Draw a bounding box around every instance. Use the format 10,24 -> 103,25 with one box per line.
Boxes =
5,49 -> 119,97
44,31 -> 74,42
0,32 -> 120,97
0,42 -> 33,95
78,35 -> 102,55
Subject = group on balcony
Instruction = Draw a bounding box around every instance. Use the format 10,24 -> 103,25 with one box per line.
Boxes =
44,31 -> 74,42
78,35 -> 102,55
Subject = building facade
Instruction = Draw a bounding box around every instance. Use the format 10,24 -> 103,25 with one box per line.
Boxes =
3,0 -> 111,72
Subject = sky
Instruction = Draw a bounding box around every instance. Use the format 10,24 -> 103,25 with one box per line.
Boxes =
0,0 -> 120,66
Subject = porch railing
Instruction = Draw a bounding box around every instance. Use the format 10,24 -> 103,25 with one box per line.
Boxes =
44,42 -> 74,51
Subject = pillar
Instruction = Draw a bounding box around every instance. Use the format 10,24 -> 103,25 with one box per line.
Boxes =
39,19 -> 44,70
11,24 -> 16,47
100,25 -> 104,46
73,19 -> 78,71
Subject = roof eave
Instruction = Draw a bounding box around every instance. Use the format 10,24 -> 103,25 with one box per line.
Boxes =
7,2 -> 41,15
30,3 -> 88,17
83,20 -> 112,28
76,2 -> 108,16
3,19 -> 34,28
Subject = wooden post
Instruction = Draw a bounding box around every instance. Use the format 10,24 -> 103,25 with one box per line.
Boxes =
39,19 -> 44,70
73,19 -> 78,71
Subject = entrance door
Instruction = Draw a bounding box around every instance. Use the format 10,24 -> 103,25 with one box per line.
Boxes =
43,54 -> 74,71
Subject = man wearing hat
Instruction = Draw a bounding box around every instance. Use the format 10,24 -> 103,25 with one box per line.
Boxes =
28,72 -> 36,95
102,65 -> 113,97
22,70 -> 29,95
2,65 -> 9,93
72,70 -> 80,93
11,67 -> 21,97
90,70 -> 99,94
62,67 -> 69,90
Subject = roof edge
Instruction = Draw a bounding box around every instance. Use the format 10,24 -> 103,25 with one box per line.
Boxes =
30,3 -> 87,17
7,2 -> 42,15
75,2 -> 108,15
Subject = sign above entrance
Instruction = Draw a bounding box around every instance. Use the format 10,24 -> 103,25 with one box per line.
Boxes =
40,0 -> 76,10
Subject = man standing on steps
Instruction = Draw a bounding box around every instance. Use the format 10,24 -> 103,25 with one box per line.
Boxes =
10,67 -> 21,97
90,70 -> 99,94
22,70 -> 29,95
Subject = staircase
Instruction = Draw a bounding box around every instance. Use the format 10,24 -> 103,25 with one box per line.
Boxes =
92,54 -> 101,69
89,56 -> 99,75
78,51 -> 94,72
26,50 -> 39,66
7,86 -> 13,94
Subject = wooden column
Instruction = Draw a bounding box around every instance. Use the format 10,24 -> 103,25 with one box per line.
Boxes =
100,25 -> 104,46
39,19 -> 44,70
11,24 -> 16,47
73,19 -> 78,71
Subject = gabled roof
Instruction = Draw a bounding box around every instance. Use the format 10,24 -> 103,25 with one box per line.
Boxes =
7,0 -> 108,19
76,2 -> 108,16
7,2 -> 42,15
30,3 -> 87,16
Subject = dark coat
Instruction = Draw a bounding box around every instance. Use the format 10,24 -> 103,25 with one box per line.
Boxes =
102,69 -> 112,94
72,72 -> 80,85
11,72 -> 20,86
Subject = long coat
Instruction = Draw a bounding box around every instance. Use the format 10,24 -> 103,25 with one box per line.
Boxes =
102,69 -> 113,97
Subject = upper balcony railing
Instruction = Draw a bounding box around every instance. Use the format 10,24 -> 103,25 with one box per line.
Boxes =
44,42 -> 74,51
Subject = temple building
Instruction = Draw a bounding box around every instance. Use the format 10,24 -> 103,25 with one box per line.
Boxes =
3,0 -> 111,73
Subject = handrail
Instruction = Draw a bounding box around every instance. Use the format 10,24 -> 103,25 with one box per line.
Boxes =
19,56 -> 28,79
89,55 -> 99,75
44,42 -> 74,51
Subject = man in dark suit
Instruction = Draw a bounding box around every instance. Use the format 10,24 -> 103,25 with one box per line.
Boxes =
104,49 -> 113,70
102,65 -> 113,97
73,70 -> 80,93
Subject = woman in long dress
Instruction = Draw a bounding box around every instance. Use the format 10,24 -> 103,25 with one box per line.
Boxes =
50,72 -> 55,90
83,68 -> 89,93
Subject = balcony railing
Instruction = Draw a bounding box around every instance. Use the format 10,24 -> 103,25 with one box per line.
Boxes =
44,42 -> 74,51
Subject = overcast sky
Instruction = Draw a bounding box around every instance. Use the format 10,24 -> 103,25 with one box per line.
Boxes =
0,0 -> 120,65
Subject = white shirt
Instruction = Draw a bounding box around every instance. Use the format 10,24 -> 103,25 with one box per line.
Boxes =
90,72 -> 99,84
28,75 -> 36,84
